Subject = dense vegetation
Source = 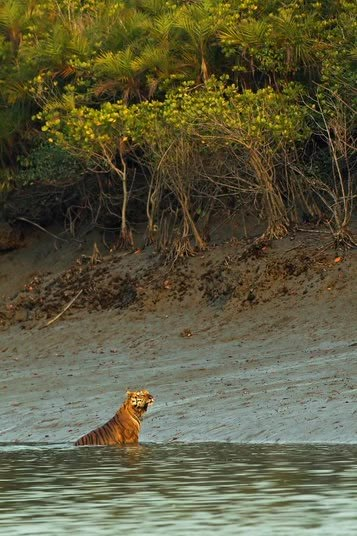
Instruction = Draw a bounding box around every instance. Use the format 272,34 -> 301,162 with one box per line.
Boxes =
0,0 -> 356,256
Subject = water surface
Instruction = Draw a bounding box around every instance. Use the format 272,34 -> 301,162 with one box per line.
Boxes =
1,443 -> 357,535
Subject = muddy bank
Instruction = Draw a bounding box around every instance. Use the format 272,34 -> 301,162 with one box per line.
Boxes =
0,228 -> 357,444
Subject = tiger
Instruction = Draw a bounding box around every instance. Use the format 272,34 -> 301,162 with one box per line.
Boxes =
74,389 -> 154,446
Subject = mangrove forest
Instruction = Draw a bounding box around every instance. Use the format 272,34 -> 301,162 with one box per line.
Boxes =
0,0 -> 356,257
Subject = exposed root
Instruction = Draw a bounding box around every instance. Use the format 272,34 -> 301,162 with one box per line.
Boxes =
332,227 -> 357,250
263,221 -> 289,240
163,236 -> 198,265
111,227 -> 134,251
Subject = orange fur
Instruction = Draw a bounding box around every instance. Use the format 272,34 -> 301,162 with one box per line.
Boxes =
75,390 -> 154,446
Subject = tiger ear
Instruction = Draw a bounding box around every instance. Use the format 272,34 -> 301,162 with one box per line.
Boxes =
126,390 -> 133,397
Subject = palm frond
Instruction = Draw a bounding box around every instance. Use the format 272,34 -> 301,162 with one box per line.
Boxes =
271,9 -> 318,67
19,23 -> 73,69
175,5 -> 216,46
0,0 -> 29,51
151,13 -> 175,41
0,79 -> 28,103
135,0 -> 169,16
94,49 -> 137,80
137,43 -> 185,87
219,20 -> 269,49
93,48 -> 143,99
0,0 -> 27,33
70,29 -> 91,60
105,9 -> 152,51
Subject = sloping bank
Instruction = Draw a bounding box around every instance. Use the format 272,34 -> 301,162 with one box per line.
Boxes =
1,280 -> 356,444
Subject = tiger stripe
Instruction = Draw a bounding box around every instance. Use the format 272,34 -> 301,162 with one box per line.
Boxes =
75,389 -> 154,446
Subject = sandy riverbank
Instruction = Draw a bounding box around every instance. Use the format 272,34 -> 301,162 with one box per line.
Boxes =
1,227 -> 356,444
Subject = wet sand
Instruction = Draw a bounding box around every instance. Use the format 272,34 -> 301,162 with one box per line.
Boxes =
1,290 -> 356,444
1,222 -> 357,444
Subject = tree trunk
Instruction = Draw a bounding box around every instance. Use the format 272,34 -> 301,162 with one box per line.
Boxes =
118,141 -> 133,248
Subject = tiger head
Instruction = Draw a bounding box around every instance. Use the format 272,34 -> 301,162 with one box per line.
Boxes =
126,389 -> 154,416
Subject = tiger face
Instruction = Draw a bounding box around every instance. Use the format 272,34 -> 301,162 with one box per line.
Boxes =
126,390 -> 154,413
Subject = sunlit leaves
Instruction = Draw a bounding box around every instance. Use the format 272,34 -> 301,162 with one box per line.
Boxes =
0,0 -> 356,191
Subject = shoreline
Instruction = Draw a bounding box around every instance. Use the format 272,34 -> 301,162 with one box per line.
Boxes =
1,301 -> 357,445
1,229 -> 357,446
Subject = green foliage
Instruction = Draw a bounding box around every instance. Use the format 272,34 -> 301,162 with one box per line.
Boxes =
0,0 -> 356,247
16,141 -> 83,186
161,78 -> 310,146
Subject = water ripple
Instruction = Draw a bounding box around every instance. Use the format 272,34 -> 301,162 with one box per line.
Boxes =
0,444 -> 357,535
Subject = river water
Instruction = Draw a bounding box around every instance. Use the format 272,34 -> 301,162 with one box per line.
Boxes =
0,443 -> 356,535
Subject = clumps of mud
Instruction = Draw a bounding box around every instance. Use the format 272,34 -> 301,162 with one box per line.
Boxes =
49,263 -> 138,312
0,258 -> 138,327
200,247 -> 334,309
200,265 -> 237,306
0,235 -> 347,329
